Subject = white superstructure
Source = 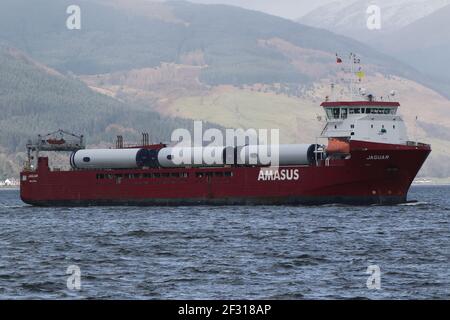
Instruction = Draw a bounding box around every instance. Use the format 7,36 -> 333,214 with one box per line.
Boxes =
321,101 -> 409,145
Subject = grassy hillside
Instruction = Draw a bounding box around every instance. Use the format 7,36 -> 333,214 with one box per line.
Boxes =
86,65 -> 450,178
0,0 -> 449,179
0,46 -> 198,178
163,77 -> 450,178
374,4 -> 450,96
0,0 -> 423,85
298,1 -> 450,99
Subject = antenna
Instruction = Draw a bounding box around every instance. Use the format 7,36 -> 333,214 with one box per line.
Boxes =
116,135 -> 123,149
331,83 -> 335,101
415,115 -> 418,145
350,53 -> 354,101
335,52 -> 363,101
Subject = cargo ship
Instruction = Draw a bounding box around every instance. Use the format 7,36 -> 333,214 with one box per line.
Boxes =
20,57 -> 431,206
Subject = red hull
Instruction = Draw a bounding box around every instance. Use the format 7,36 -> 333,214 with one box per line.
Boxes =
20,141 -> 431,206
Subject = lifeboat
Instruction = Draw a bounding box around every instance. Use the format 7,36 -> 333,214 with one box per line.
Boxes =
327,138 -> 350,154
46,138 -> 66,145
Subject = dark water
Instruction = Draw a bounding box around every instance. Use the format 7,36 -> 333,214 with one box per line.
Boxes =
0,186 -> 449,300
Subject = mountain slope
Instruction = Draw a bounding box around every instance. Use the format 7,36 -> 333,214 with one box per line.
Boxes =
299,0 -> 450,41
160,75 -> 450,178
0,45 -> 195,178
374,4 -> 450,85
0,0 -> 449,178
298,0 -> 450,97
81,49 -> 450,178
0,0 -> 423,83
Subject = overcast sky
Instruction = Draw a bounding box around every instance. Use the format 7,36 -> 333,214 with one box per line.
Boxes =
166,0 -> 339,20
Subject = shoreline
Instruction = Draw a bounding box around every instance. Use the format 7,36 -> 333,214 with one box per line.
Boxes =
0,187 -> 19,190
413,178 -> 450,186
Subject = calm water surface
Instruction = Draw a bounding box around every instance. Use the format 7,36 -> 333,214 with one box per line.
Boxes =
0,186 -> 449,299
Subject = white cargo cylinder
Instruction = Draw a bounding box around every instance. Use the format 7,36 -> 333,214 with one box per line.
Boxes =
70,148 -> 147,169
157,146 -> 231,168
238,144 -> 320,166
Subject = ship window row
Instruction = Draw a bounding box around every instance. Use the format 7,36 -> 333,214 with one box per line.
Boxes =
195,172 -> 234,178
96,173 -> 189,180
370,124 -> 397,129
326,107 -> 396,119
96,171 -> 234,180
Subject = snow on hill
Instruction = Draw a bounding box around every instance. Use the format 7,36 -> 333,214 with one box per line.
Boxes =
299,0 -> 450,40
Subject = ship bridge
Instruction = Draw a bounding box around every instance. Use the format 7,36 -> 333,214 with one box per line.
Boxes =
320,101 -> 408,145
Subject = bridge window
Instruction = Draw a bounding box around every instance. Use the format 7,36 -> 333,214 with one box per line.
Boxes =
333,108 -> 340,118
326,107 -> 396,118
367,108 -> 395,114
326,108 -> 341,119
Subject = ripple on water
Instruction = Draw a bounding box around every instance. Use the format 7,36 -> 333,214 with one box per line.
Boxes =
0,186 -> 448,299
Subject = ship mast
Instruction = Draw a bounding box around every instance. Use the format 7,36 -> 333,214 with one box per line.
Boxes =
349,52 -> 363,101
350,53 -> 354,101
335,52 -> 363,101
350,53 -> 356,101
